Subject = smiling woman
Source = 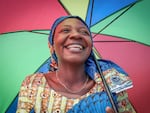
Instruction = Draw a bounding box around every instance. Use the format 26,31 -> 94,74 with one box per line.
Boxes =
16,16 -> 136,113
52,18 -> 92,65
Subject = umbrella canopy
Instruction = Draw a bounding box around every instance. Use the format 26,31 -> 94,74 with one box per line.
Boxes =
0,0 -> 150,113
0,0 -> 68,33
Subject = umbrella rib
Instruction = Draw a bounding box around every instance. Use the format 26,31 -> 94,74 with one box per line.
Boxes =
28,30 -> 49,35
93,40 -> 135,43
89,0 -> 94,27
92,3 -> 136,39
0,29 -> 50,35
58,0 -> 71,15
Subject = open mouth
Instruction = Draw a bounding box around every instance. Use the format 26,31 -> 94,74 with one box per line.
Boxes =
65,44 -> 84,52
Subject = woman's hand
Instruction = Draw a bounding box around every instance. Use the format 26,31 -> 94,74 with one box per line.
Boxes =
106,107 -> 131,113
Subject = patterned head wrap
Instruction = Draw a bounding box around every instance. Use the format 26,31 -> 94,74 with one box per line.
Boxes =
48,15 -> 97,79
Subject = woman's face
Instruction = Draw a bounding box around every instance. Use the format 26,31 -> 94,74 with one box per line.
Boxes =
53,18 -> 92,64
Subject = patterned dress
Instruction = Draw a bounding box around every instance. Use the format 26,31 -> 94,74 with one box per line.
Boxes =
16,70 -> 136,113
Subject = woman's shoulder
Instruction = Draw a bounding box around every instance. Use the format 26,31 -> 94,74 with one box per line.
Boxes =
97,59 -> 133,93
22,71 -> 56,87
24,72 -> 44,81
98,59 -> 128,75
21,72 -> 48,87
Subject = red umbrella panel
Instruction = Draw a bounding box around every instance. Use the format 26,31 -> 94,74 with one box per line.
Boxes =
0,0 -> 68,33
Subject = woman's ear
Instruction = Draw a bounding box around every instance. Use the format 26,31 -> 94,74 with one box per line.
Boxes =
48,42 -> 54,53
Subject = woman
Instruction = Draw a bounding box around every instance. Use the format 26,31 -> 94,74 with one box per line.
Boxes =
16,16 -> 136,113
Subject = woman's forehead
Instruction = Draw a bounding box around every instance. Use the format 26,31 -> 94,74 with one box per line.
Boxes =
56,18 -> 88,29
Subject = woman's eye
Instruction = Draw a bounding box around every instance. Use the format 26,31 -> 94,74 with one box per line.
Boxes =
80,30 -> 90,35
61,29 -> 70,33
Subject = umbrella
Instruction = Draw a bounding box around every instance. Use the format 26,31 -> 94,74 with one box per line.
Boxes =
0,0 -> 150,113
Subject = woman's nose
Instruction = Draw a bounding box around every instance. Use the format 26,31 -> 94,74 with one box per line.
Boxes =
69,30 -> 82,40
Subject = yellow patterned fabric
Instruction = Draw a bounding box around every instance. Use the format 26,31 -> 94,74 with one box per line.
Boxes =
16,72 -> 136,113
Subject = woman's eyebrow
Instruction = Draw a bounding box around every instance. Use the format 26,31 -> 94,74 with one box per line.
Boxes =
61,25 -> 71,27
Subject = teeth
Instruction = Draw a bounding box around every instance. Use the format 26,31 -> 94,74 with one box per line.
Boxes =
67,44 -> 83,50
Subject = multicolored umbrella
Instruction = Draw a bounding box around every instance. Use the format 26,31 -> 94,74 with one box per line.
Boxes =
0,0 -> 150,113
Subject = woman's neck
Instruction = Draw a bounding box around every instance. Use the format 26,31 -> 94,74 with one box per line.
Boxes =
57,62 -> 86,84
